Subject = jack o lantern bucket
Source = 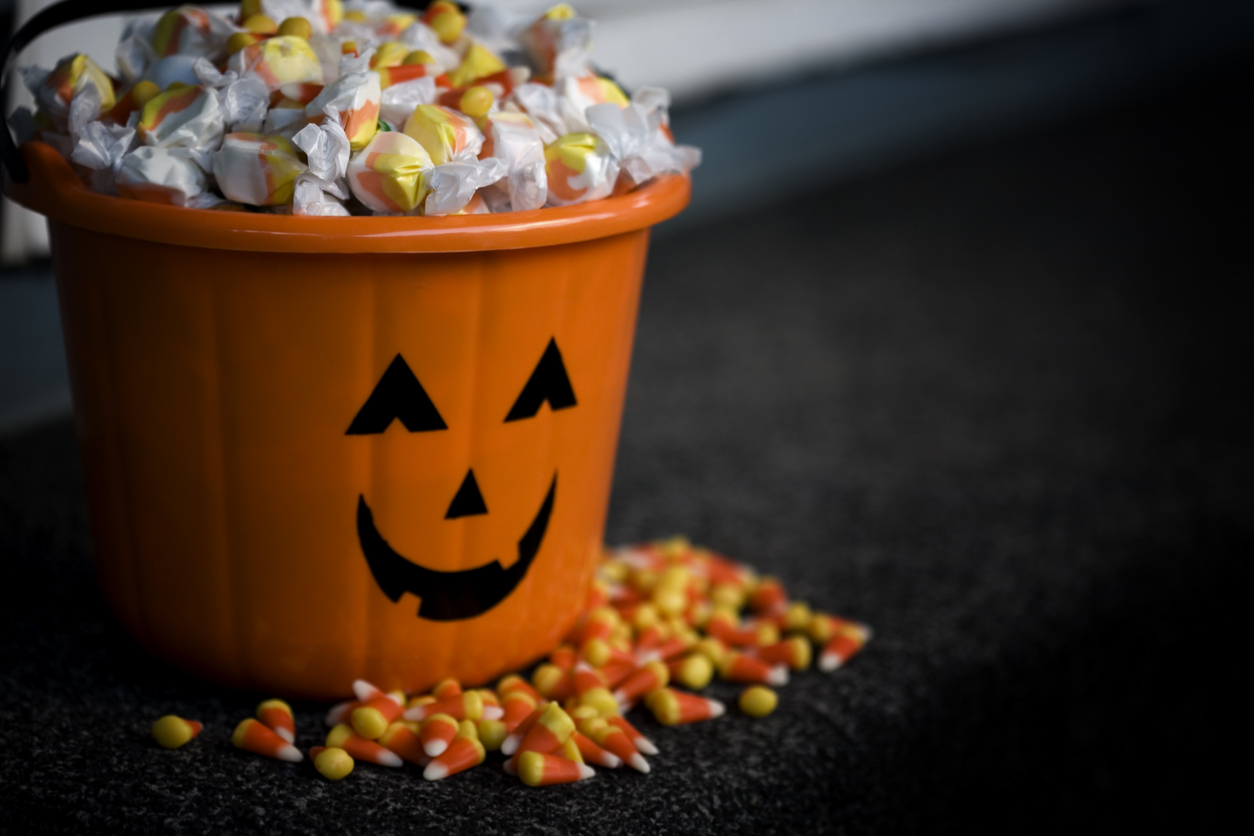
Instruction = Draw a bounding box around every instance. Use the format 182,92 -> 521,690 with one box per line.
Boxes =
6,138 -> 689,698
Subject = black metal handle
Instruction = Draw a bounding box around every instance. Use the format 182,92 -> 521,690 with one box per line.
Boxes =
0,0 -> 437,184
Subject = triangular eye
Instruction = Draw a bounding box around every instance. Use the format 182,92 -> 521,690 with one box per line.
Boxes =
346,354 -> 448,434
505,338 -> 577,422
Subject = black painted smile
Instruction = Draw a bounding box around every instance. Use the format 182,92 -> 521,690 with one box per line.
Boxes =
356,473 -> 557,621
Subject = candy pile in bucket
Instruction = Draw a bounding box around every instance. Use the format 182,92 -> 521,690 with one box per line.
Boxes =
153,539 -> 872,786
12,1 -> 700,215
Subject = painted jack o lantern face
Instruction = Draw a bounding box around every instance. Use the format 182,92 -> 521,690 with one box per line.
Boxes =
349,338 -> 577,620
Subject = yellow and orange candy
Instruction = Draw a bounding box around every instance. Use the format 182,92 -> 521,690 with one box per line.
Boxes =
151,715 -> 202,749
233,718 -> 302,762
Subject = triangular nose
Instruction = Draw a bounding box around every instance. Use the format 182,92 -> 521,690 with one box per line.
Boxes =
445,469 -> 488,519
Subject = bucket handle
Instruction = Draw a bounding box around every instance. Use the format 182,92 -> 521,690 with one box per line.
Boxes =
0,0 -> 432,185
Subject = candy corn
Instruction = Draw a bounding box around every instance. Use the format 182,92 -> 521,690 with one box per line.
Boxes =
819,623 -> 872,671
424,737 -> 486,781
151,715 -> 202,749
517,752 -> 595,787
378,721 -> 431,767
233,718 -> 302,762
418,713 -> 459,757
325,723 -> 402,767
257,699 -> 295,743
645,689 -> 725,727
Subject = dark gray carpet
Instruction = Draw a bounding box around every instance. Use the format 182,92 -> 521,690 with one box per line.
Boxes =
1,66 -> 1249,834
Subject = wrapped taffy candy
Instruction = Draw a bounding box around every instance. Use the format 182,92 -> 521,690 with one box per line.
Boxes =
150,6 -> 233,59
403,104 -> 483,165
346,131 -> 433,214
447,43 -> 506,89
305,69 -> 380,150
27,54 -> 116,132
192,58 -> 270,131
477,110 -> 546,212
424,156 -> 506,216
517,4 -> 593,80
137,85 -> 225,149
70,121 -> 137,195
544,132 -> 617,207
558,74 -> 629,133
19,1 -> 700,214
212,131 -> 307,205
586,93 -> 700,191
115,146 -> 208,205
508,83 -> 568,145
379,76 -> 438,128
228,35 -> 323,90
292,172 -> 352,216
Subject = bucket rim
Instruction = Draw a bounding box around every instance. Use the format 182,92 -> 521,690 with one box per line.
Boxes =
5,140 -> 691,254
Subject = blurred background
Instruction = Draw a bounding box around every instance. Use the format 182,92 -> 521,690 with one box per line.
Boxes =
3,0 -> 1252,434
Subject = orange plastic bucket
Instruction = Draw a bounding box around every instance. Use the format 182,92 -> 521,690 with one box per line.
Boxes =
7,141 -> 689,698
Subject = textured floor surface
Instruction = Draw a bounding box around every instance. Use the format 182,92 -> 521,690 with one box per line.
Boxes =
1,68 -> 1250,834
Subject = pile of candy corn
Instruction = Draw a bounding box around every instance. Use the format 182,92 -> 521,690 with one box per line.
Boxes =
152,538 -> 871,786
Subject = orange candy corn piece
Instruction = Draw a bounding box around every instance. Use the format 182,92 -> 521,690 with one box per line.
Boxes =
404,690 -> 484,722
233,718 -> 302,762
500,706 -> 543,756
352,694 -> 405,740
326,723 -> 403,767
518,751 -> 595,787
418,714 -> 460,757
515,703 -> 575,756
573,731 -> 620,768
423,736 -> 486,781
646,689 -> 726,726
612,659 -> 669,706
501,692 -> 537,731
431,677 -> 463,700
720,651 -> 788,686
257,699 -> 295,743
820,624 -> 871,671
606,715 -> 659,756
755,636 -> 812,671
378,722 -> 431,766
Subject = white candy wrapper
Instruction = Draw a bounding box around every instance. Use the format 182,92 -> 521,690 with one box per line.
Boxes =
305,71 -> 381,150
227,35 -> 323,91
71,121 -> 137,176
142,55 -> 203,91
115,146 -> 208,205
402,104 -> 484,165
508,83 -> 568,145
263,107 -> 309,136
212,132 -> 308,206
558,74 -> 629,134
136,85 -> 225,150
544,132 -> 617,207
292,119 -> 351,182
586,99 -> 700,189
479,110 -> 546,212
423,157 -> 507,216
293,173 -> 352,216
379,77 -> 437,127
517,7 -> 594,79
116,34 -> 156,85
346,130 -> 433,214
149,6 -> 234,59
399,22 -> 463,73
24,54 -> 114,133
194,58 -> 271,131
